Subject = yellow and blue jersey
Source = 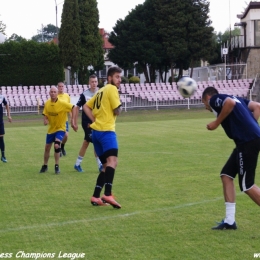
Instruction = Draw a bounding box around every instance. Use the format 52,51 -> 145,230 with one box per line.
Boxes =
58,93 -> 71,121
87,84 -> 121,131
43,98 -> 73,134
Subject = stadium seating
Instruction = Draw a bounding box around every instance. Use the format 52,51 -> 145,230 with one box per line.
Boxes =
0,79 -> 254,113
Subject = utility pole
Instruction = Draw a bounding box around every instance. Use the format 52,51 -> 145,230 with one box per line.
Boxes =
55,0 -> 58,38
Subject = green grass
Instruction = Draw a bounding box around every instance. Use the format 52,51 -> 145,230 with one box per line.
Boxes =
1,108 -> 260,260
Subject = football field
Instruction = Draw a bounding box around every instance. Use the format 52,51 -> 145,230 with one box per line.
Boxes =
1,108 -> 260,260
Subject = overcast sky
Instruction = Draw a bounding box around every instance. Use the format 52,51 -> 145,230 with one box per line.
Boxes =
0,0 -> 250,39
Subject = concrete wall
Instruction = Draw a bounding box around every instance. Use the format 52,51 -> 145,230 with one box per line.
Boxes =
241,48 -> 260,78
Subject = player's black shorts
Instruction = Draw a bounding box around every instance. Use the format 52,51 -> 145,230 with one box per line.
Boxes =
0,122 -> 5,135
81,121 -> 92,143
221,138 -> 260,192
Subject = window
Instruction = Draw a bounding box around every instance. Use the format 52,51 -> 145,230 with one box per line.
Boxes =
254,20 -> 260,46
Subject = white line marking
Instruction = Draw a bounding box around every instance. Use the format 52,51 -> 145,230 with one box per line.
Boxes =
0,196 -> 234,234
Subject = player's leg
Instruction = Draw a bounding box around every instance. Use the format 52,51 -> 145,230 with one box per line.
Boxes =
90,132 -> 107,206
0,123 -> 7,162
40,133 -> 54,173
241,138 -> 260,206
212,148 -> 237,230
74,124 -> 90,172
94,150 -> 103,173
60,121 -> 69,156
99,131 -> 121,209
54,131 -> 65,174
245,185 -> 260,206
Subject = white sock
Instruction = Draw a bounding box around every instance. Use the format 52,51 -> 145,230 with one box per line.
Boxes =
224,202 -> 236,225
76,156 -> 83,166
96,157 -> 102,167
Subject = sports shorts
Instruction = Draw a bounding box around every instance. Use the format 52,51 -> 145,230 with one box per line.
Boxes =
0,122 -> 5,135
92,130 -> 118,158
221,138 -> 260,192
82,121 -> 92,143
46,131 -> 66,144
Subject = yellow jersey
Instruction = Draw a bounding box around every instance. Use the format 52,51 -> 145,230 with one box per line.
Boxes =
58,93 -> 71,121
43,98 -> 74,134
87,84 -> 121,131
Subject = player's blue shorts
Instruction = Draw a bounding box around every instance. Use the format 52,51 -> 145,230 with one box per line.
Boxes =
66,121 -> 69,132
46,131 -> 66,144
92,130 -> 118,157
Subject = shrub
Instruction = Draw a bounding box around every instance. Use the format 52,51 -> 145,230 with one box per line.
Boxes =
121,76 -> 129,84
129,76 -> 140,84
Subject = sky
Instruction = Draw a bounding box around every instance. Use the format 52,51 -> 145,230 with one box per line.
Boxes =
0,0 -> 252,40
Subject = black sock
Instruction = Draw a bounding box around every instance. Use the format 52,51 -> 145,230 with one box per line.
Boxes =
93,171 -> 105,198
104,166 -> 115,196
61,143 -> 65,150
0,136 -> 5,157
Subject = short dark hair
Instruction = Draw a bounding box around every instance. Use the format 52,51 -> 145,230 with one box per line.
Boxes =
89,74 -> 97,79
107,66 -> 122,79
202,86 -> 219,100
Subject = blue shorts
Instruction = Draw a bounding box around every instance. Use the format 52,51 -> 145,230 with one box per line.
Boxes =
92,130 -> 118,157
66,121 -> 69,132
46,131 -> 66,144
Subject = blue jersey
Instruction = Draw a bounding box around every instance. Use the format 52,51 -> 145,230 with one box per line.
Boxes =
209,94 -> 260,144
0,95 -> 7,123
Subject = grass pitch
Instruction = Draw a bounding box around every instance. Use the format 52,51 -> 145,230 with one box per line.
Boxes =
1,108 -> 260,260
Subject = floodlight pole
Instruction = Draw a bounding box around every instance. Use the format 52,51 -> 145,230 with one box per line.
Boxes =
55,0 -> 58,37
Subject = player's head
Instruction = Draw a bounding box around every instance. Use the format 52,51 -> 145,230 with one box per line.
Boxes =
107,66 -> 122,88
202,87 -> 219,112
57,82 -> 64,94
50,86 -> 58,101
89,74 -> 98,91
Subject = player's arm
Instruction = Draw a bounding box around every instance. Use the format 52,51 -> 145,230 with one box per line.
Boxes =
4,102 -> 12,123
43,114 -> 48,125
248,101 -> 260,121
71,105 -> 78,132
83,104 -> 95,123
207,97 -> 235,130
113,105 -> 122,116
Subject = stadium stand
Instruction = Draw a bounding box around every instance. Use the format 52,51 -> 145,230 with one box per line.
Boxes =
0,79 -> 254,113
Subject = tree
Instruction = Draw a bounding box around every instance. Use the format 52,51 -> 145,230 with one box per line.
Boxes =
108,2 -> 164,83
154,0 -> 214,79
77,0 -> 104,84
0,19 -> 6,35
208,28 -> 241,65
31,24 -> 59,42
59,0 -> 81,83
6,33 -> 27,42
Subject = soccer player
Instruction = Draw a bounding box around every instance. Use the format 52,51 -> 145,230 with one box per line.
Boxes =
202,86 -> 260,230
0,93 -> 12,162
57,82 -> 71,157
73,75 -> 102,173
74,66 -> 123,208
40,86 -> 75,174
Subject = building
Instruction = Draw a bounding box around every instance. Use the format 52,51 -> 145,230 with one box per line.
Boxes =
230,1 -> 260,79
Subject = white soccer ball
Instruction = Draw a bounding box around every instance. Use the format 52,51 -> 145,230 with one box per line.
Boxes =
177,76 -> 197,98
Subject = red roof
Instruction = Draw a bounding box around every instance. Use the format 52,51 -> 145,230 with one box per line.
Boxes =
99,28 -> 114,50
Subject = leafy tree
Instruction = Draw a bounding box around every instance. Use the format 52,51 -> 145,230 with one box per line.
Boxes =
31,24 -> 59,42
0,41 -> 64,85
208,28 -> 241,65
59,0 -> 81,83
78,0 -> 104,84
109,2 -> 164,83
0,19 -> 6,35
154,0 -> 214,79
6,33 -> 27,42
